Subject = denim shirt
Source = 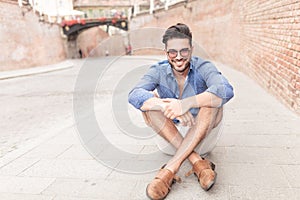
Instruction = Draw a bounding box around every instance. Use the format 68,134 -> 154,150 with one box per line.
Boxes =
128,56 -> 234,116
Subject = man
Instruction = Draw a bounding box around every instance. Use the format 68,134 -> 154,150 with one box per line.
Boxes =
128,23 -> 234,199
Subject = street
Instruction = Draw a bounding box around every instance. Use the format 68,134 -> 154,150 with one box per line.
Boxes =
0,60 -> 79,157
0,56 -> 299,199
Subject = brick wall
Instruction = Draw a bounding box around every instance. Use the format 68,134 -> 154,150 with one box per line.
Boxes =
130,0 -> 300,114
76,27 -> 109,58
0,1 -> 67,71
239,0 -> 300,114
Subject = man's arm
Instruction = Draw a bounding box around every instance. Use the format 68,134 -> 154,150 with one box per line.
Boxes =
163,62 -> 234,119
140,96 -> 166,111
142,97 -> 195,126
185,91 -> 222,108
128,65 -> 159,110
163,92 -> 222,119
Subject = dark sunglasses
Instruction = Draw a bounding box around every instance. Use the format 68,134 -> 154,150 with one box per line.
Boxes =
166,48 -> 191,58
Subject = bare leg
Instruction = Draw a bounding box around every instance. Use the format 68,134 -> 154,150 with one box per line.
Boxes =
164,107 -> 220,173
143,107 -> 222,172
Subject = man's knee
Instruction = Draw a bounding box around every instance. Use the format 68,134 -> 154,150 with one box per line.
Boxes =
142,110 -> 164,127
196,107 -> 222,129
214,107 -> 223,128
142,111 -> 151,127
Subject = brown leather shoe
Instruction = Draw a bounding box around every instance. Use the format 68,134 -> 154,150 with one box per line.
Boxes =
146,166 -> 181,200
186,159 -> 216,191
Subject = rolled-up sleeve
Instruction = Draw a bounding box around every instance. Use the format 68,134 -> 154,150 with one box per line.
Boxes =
200,63 -> 234,106
128,65 -> 159,110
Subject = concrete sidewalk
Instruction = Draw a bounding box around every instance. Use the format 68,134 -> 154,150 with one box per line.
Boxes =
0,60 -> 74,80
0,57 -> 300,200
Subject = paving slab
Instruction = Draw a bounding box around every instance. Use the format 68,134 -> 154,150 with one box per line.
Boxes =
0,176 -> 55,194
0,57 -> 299,199
0,193 -> 54,200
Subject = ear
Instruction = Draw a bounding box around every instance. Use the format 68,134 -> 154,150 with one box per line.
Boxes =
164,49 -> 168,56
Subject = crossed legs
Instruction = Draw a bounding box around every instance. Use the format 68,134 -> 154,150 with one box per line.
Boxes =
143,107 -> 223,173
143,107 -> 222,199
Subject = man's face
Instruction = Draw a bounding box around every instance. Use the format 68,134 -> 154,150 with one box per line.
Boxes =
165,38 -> 192,73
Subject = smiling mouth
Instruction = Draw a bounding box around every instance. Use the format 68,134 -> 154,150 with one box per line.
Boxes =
172,58 -> 187,66
170,58 -> 190,73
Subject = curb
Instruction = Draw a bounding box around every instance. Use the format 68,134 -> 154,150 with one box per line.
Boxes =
0,60 -> 74,80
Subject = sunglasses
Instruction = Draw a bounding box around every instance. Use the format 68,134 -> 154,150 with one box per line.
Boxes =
166,48 -> 191,59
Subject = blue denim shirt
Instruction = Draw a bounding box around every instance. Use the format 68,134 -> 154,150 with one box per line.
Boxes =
128,56 -> 234,116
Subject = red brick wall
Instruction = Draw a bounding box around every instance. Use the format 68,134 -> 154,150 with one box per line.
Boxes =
76,27 -> 109,58
239,0 -> 300,114
0,1 -> 67,71
131,0 -> 300,114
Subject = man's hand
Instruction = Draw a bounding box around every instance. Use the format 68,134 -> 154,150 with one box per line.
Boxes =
177,111 -> 195,127
162,98 -> 191,119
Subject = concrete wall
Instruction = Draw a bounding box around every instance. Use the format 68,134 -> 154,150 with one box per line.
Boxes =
130,0 -> 300,114
0,1 -> 67,71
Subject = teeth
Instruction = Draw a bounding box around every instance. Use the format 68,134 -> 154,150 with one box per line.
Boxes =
176,61 -> 183,65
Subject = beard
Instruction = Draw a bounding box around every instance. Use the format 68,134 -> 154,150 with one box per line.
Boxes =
169,58 -> 190,73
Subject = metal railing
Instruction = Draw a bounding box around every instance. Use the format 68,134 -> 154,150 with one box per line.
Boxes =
133,0 -> 188,16
17,0 -> 84,23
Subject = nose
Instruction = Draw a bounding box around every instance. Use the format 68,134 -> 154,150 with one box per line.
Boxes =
175,51 -> 182,59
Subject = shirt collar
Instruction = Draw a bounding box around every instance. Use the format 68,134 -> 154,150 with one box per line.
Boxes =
166,63 -> 173,76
